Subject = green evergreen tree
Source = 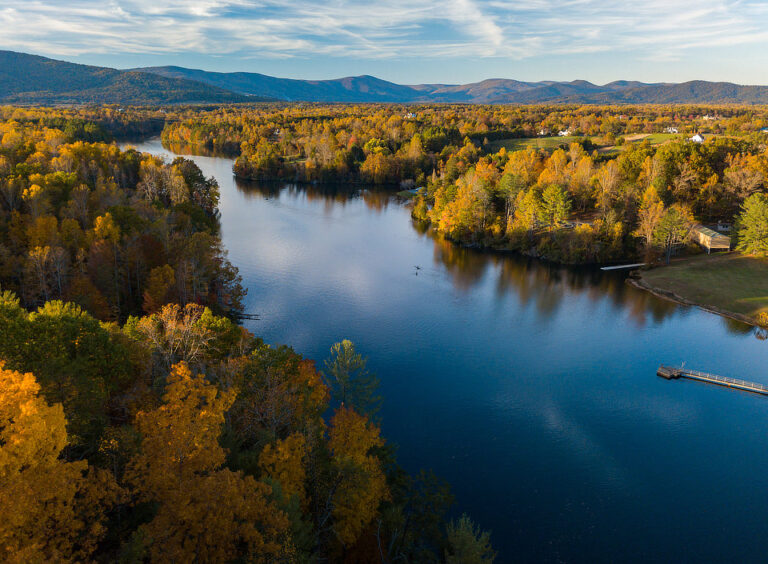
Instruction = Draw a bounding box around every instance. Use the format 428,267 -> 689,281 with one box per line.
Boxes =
737,193 -> 768,256
540,184 -> 571,231
322,339 -> 381,419
445,514 -> 496,564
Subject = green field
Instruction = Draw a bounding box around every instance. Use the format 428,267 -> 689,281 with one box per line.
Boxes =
629,133 -> 680,145
641,253 -> 768,319
488,136 -> 585,152
488,132 -> 679,154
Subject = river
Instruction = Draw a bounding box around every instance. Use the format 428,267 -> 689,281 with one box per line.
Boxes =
125,138 -> 768,563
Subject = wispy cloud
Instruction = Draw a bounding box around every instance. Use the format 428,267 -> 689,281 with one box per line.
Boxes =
0,0 -> 767,65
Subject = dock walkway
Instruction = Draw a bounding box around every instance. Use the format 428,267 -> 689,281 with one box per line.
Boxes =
657,365 -> 768,395
600,263 -> 646,271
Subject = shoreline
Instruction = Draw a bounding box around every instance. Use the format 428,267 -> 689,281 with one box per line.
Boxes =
627,273 -> 759,328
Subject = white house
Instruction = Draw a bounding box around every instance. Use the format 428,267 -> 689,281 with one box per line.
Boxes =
664,126 -> 678,134
690,133 -> 705,143
557,129 -> 571,136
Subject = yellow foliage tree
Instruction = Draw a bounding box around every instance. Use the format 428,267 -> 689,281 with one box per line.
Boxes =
22,183 -> 47,217
259,432 -> 308,508
93,212 -> 120,244
128,362 -> 292,562
328,407 -> 389,546
511,189 -> 540,234
0,362 -> 117,563
635,186 -> 665,249
142,264 -> 176,314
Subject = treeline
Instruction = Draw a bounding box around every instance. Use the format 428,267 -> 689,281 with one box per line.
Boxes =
0,297 -> 494,562
0,114 -> 243,320
0,106 -> 167,141
161,103 -> 768,185
418,136 -> 768,263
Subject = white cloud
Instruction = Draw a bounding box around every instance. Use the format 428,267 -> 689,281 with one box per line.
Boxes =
0,0 -> 767,66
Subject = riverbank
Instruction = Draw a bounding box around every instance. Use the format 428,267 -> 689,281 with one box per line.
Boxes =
630,253 -> 768,326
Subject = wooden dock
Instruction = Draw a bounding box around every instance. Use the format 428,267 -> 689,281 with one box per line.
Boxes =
657,365 -> 768,395
600,263 -> 646,271
235,312 -> 260,321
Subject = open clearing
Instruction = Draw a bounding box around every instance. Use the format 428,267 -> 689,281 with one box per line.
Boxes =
488,136 -> 584,152
489,132 -> 680,154
633,133 -> 680,144
640,253 -> 768,320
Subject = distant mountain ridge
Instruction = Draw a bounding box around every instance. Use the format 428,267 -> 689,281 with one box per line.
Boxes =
136,65 -> 768,104
137,66 -> 422,103
3,50 -> 768,105
0,51 -> 261,105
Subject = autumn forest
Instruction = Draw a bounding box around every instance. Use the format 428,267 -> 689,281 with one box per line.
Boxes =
3,102 -> 768,562
0,105 -> 498,563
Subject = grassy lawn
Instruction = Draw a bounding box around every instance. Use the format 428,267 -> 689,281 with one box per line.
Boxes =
634,133 -> 680,145
488,132 -> 678,154
641,253 -> 768,318
488,136 -> 584,152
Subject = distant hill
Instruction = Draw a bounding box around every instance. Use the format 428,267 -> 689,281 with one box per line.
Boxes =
580,81 -> 768,104
0,51 -> 260,105
135,66 -> 423,103
415,79 -> 653,103
136,65 -> 768,104
5,51 -> 768,105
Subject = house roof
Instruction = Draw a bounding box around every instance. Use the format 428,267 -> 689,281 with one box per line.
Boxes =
693,224 -> 728,238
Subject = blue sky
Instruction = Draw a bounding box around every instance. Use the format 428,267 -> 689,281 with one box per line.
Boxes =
2,0 -> 768,84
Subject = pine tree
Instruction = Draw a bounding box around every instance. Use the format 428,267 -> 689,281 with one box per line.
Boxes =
737,193 -> 768,256
323,340 -> 381,419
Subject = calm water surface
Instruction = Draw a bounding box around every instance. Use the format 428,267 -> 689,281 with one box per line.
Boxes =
125,138 -> 768,563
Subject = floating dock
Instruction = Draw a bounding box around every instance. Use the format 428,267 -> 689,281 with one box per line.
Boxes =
657,365 -> 768,395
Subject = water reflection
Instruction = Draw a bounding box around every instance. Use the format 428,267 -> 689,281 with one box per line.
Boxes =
235,177 -> 396,212
164,141 -> 235,159
233,177 -> 761,338
155,139 -> 766,340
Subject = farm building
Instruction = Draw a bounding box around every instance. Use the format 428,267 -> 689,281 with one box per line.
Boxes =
690,133 -> 705,143
692,224 -> 730,253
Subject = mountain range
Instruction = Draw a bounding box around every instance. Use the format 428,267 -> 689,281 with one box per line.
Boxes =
4,50 -> 768,105
0,51 -> 254,105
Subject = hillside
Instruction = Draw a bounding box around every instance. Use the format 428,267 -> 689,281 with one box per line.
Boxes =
0,51 -> 259,105
599,81 -> 768,104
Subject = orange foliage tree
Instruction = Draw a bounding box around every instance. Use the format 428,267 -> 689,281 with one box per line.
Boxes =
127,362 -> 293,562
0,362 -> 119,563
327,407 -> 389,547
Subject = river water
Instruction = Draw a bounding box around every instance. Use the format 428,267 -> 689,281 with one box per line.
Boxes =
125,138 -> 768,563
